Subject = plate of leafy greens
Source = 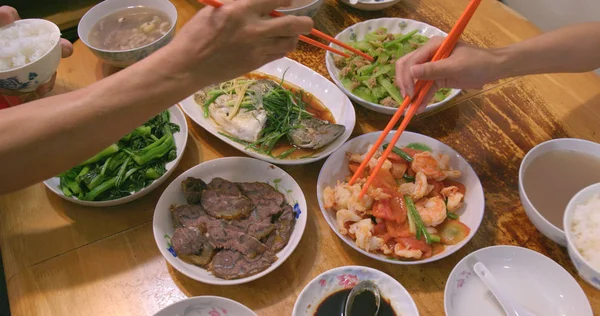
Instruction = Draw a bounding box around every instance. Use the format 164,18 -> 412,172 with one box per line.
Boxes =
43,105 -> 188,207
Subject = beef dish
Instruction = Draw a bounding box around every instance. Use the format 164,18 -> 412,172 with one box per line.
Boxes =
170,177 -> 297,280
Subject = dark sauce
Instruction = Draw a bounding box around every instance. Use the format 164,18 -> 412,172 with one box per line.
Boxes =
314,288 -> 397,316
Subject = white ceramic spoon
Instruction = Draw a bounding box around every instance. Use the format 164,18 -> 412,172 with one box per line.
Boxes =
473,262 -> 537,316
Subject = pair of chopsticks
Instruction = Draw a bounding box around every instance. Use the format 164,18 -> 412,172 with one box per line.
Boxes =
349,0 -> 482,198
197,0 -> 374,62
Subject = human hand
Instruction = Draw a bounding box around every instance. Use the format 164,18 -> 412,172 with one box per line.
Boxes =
395,36 -> 503,106
166,0 -> 313,86
0,6 -> 73,107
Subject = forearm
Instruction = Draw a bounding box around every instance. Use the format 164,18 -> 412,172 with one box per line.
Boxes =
494,22 -> 600,79
0,46 -> 202,194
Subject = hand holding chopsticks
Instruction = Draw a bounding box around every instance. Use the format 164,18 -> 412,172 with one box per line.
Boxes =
349,0 -> 482,198
197,0 -> 374,62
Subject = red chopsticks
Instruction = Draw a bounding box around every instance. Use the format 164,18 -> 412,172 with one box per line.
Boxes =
197,0 -> 373,62
349,0 -> 482,198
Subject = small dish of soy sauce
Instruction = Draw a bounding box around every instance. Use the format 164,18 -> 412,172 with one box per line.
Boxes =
314,287 -> 397,316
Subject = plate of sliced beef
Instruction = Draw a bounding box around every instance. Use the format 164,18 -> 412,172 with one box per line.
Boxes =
153,157 -> 307,285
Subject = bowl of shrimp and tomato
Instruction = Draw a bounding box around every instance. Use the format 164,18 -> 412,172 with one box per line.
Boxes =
317,131 -> 485,264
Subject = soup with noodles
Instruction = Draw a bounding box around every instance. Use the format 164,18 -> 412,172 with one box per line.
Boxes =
88,6 -> 171,51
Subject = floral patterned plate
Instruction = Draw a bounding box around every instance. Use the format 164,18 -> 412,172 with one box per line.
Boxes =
153,157 -> 307,285
292,265 -> 419,316
444,245 -> 593,316
153,296 -> 256,316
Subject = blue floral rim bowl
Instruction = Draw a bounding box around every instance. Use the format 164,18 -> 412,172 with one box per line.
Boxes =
77,0 -> 178,68
0,19 -> 62,93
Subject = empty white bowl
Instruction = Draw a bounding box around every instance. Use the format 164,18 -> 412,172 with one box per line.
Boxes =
444,245 -> 593,316
292,265 -> 419,316
316,131 -> 485,264
78,0 -> 177,68
153,296 -> 256,316
564,182 -> 600,290
0,19 -> 61,92
518,138 -> 600,246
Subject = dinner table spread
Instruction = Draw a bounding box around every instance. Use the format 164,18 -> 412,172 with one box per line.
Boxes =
1,0 -> 600,315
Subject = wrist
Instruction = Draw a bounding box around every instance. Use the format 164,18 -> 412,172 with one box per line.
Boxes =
489,46 -> 516,81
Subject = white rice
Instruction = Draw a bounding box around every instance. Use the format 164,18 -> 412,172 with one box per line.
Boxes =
571,193 -> 600,270
0,20 -> 60,71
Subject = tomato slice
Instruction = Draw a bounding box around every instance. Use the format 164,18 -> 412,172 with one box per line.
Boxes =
390,193 -> 407,224
372,200 -> 395,221
396,237 -> 433,258
437,219 -> 471,245
385,220 -> 412,238
428,180 -> 445,197
371,168 -> 396,190
387,152 -> 404,162
348,162 -> 366,179
390,162 -> 408,179
372,220 -> 387,236
443,179 -> 466,195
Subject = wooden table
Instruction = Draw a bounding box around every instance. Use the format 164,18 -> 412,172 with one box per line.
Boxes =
1,0 -> 599,314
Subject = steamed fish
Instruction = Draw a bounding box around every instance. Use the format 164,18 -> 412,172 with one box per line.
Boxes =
288,118 -> 345,149
195,74 -> 345,158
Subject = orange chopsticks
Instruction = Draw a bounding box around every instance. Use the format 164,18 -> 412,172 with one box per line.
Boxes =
350,0 -> 482,198
197,0 -> 372,61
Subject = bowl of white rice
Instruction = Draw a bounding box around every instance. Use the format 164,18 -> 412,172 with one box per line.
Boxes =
0,19 -> 62,92
564,182 -> 600,290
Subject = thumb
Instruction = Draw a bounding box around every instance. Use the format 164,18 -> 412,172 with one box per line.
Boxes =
410,59 -> 453,81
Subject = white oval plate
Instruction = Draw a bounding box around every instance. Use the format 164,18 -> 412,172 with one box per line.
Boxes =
292,265 -> 419,316
317,131 -> 484,264
154,296 -> 256,316
325,18 -> 461,115
153,157 -> 307,285
43,105 -> 188,207
444,245 -> 593,316
179,57 -> 356,165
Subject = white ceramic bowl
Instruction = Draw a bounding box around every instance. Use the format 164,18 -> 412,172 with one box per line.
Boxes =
325,18 -> 461,115
444,245 -> 593,316
317,131 -> 485,264
153,296 -> 256,316
78,0 -> 177,68
0,19 -> 61,92
179,57 -> 356,165
276,0 -> 324,17
292,265 -> 419,316
43,105 -> 188,207
339,0 -> 402,11
518,138 -> 600,246
564,182 -> 600,291
153,157 -> 307,285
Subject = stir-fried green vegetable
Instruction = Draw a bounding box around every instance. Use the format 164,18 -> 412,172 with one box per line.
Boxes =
405,195 -> 441,244
58,111 -> 180,201
209,76 -> 314,157
382,143 -> 413,162
334,27 -> 452,108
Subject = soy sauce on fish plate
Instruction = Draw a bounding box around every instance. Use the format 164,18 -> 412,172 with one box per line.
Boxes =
314,288 -> 397,316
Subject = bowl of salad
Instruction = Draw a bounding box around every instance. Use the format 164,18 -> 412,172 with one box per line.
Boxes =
325,18 -> 461,115
43,105 -> 188,207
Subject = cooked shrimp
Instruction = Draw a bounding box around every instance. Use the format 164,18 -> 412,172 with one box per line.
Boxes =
411,152 -> 462,181
397,172 -> 433,201
348,219 -> 385,252
415,196 -> 447,227
368,187 -> 392,201
348,147 -> 391,171
390,161 -> 408,178
336,209 -> 363,234
393,243 -> 423,259
441,186 -> 464,212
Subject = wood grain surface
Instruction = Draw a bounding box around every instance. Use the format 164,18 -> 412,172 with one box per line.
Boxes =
0,0 -> 599,315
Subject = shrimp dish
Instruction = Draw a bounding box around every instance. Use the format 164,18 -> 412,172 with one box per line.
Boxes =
322,142 -> 471,261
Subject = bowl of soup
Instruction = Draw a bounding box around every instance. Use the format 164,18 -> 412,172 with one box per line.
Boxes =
276,0 -> 324,17
519,138 -> 600,246
78,0 -> 177,68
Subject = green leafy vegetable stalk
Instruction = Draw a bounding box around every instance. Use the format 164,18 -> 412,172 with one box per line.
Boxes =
58,110 -> 180,202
